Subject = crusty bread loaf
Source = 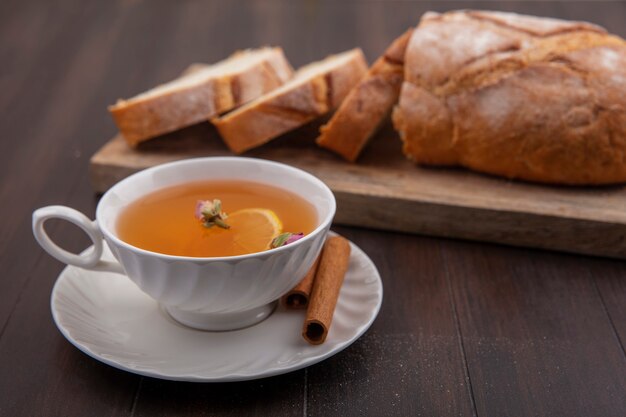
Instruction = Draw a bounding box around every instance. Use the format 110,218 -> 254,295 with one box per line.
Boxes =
213,49 -> 368,154
109,47 -> 293,146
393,11 -> 626,185
316,29 -> 413,162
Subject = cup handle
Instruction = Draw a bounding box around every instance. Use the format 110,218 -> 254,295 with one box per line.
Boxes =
32,205 -> 124,274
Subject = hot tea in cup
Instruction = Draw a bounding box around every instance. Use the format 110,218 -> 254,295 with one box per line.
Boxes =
33,157 -> 336,331
117,180 -> 317,258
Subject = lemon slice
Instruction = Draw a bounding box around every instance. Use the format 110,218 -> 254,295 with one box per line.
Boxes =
227,208 -> 283,253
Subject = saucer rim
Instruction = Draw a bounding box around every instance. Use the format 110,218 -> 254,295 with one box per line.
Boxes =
50,235 -> 383,382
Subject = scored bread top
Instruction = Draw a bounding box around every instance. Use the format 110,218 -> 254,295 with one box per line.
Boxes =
109,47 -> 293,146
213,49 -> 368,154
393,10 -> 626,185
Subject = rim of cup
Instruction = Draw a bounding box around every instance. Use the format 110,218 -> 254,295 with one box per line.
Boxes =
97,157 -> 337,262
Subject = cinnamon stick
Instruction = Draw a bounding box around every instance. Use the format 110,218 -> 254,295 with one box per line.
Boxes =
302,236 -> 351,345
282,255 -> 321,309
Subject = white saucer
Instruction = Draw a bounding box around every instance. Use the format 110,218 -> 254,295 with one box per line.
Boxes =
51,237 -> 383,382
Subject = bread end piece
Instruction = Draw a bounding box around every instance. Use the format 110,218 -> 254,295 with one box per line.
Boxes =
109,47 -> 293,147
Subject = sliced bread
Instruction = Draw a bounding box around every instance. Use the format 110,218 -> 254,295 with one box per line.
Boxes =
316,29 -> 413,162
109,47 -> 293,146
213,49 -> 368,154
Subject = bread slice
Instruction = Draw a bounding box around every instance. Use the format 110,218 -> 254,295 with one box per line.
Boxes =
316,29 -> 413,162
109,47 -> 293,146
213,49 -> 368,154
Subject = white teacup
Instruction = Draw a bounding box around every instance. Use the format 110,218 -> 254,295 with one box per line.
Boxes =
32,157 -> 336,331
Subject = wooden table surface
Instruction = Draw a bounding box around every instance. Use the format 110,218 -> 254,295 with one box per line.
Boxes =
2,1 -> 626,416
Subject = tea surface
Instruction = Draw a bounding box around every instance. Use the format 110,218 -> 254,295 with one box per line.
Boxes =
116,180 -> 317,257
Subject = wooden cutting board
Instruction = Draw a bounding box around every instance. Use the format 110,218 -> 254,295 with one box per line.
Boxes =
90,121 -> 626,259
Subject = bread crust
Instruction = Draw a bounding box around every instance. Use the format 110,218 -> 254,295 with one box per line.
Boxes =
317,29 -> 413,162
213,49 -> 368,154
109,48 -> 293,147
393,10 -> 626,185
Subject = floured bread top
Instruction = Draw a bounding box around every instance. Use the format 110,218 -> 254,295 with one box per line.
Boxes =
219,49 -> 364,118
403,10 -> 625,126
405,11 -> 608,89
113,47 -> 289,105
